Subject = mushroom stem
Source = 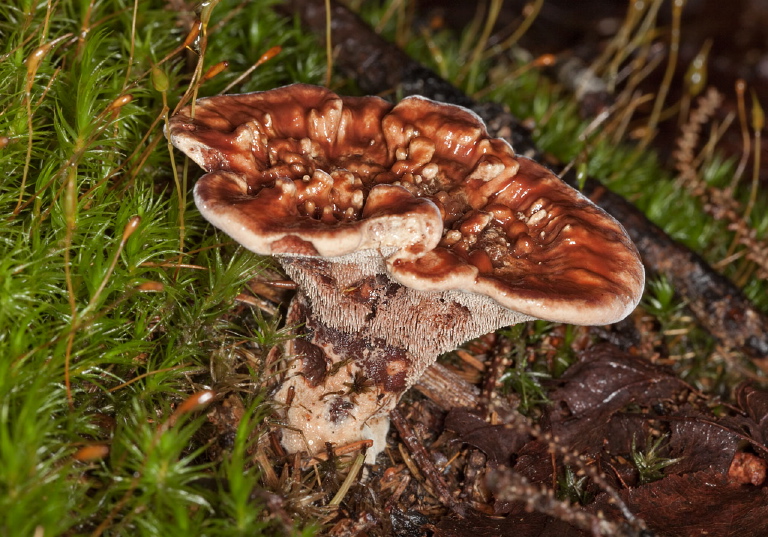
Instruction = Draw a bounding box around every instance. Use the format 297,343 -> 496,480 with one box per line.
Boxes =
274,291 -> 406,462
273,256 -> 532,462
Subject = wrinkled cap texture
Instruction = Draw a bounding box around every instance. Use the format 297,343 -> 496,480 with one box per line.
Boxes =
168,83 -> 644,326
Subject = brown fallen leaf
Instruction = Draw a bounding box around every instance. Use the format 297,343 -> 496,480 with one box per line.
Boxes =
444,408 -> 530,466
547,344 -> 691,454
736,382 -> 768,444
592,470 -> 768,537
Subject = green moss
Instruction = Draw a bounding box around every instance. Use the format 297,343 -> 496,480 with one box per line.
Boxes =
0,0 -> 323,533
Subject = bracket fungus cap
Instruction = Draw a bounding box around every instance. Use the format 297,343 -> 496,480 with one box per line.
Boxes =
169,83 -> 644,326
168,83 -> 645,460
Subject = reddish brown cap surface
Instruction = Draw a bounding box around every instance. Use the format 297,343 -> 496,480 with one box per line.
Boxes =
168,84 -> 644,326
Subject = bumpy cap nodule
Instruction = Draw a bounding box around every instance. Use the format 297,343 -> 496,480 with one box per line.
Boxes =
168,84 -> 644,326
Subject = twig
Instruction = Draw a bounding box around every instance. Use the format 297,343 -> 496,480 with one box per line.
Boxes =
480,337 -> 513,413
329,453 -> 365,506
487,468 -> 644,537
390,409 -> 464,516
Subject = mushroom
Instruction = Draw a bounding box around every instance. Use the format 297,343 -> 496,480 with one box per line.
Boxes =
167,84 -> 645,462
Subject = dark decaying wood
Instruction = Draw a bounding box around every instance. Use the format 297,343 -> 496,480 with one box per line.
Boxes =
279,0 -> 768,364
414,363 -> 480,411
572,177 -> 768,363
